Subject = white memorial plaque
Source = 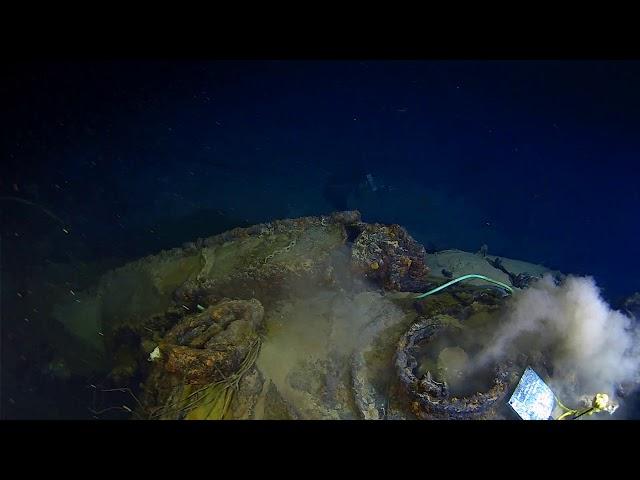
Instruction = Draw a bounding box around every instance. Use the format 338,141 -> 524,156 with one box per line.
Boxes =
508,367 -> 556,420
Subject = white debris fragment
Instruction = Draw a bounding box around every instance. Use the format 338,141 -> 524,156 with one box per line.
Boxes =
148,346 -> 161,362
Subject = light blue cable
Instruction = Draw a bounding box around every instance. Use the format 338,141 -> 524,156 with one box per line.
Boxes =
415,274 -> 514,299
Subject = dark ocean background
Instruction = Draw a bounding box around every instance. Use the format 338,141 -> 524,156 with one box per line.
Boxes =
2,60 -> 640,418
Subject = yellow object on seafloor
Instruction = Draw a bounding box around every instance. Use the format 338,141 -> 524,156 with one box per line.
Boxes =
592,393 -> 609,411
556,392 -> 616,420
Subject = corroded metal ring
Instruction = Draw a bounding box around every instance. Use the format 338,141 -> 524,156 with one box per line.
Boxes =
395,317 -> 511,420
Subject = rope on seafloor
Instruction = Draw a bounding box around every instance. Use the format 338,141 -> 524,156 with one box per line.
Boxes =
0,196 -> 70,233
415,274 -> 514,299
150,338 -> 262,420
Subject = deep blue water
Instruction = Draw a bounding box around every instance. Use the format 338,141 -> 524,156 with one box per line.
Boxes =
2,60 -> 640,418
5,60 -> 640,298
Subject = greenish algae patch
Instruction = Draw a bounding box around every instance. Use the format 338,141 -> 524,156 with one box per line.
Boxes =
198,236 -> 266,280
52,294 -> 104,353
196,224 -> 344,284
53,251 -> 203,355
255,290 -> 373,419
